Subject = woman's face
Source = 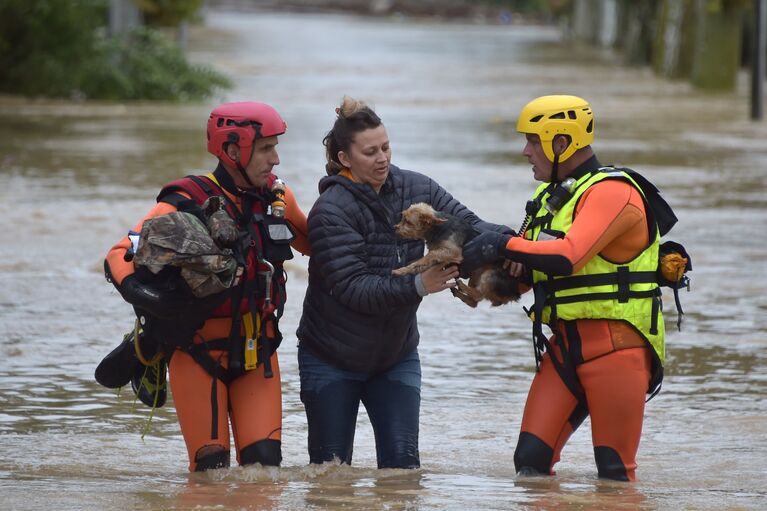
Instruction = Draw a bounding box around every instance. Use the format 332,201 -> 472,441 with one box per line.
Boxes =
339,125 -> 391,192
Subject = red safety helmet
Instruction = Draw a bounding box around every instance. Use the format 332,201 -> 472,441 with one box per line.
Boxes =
206,102 -> 287,169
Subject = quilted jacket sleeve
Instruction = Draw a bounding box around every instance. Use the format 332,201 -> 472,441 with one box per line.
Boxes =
428,179 -> 513,234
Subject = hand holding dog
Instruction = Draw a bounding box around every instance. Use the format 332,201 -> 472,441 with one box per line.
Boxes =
459,231 -> 512,278
420,264 -> 459,294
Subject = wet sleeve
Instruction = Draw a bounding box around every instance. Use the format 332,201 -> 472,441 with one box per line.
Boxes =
504,180 -> 647,275
104,200 -> 181,285
284,184 -> 310,256
308,201 -> 420,314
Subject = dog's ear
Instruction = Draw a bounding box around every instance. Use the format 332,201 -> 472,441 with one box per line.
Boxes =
428,214 -> 448,225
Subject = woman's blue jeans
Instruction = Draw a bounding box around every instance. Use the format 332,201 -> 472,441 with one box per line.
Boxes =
298,345 -> 421,469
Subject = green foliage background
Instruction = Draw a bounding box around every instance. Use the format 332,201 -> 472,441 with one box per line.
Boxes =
0,0 -> 230,101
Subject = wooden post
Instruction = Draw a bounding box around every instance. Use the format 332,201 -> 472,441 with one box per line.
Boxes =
753,0 -> 766,120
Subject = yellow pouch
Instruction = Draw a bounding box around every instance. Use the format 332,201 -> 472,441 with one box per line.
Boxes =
243,312 -> 261,371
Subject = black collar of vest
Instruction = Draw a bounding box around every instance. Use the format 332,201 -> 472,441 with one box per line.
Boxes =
213,162 -> 269,198
566,154 -> 602,183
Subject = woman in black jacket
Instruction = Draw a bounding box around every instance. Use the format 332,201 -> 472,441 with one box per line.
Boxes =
297,96 -> 507,468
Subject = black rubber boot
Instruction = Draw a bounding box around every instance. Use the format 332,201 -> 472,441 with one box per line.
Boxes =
240,439 -> 282,467
514,431 -> 554,475
594,446 -> 629,481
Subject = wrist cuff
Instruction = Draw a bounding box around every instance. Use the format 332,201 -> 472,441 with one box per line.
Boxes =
414,273 -> 428,297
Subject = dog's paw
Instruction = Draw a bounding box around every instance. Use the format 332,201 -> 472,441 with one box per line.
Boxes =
450,287 -> 479,308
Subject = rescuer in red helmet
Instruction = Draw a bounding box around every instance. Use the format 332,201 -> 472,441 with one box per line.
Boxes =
100,101 -> 310,472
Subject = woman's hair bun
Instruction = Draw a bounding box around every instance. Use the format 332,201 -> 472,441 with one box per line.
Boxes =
337,96 -> 369,118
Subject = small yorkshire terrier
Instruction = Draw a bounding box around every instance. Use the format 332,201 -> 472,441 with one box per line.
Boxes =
392,203 -> 521,308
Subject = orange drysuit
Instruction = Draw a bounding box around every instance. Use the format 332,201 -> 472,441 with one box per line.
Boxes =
505,172 -> 653,481
107,169 -> 309,472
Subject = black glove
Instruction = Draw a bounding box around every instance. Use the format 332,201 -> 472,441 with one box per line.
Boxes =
486,223 -> 517,236
459,231 -> 511,278
496,225 -> 517,236
118,274 -> 193,319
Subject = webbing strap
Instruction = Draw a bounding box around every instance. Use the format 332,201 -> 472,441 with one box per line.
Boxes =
550,289 -> 657,305
186,343 -> 234,385
531,281 -> 587,407
527,213 -> 553,232
188,174 -> 217,195
260,314 -> 273,379
616,266 -> 630,303
536,326 -> 587,407
545,271 -> 658,292
650,290 -> 661,336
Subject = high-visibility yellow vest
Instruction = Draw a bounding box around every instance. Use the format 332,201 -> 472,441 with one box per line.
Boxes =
526,168 -> 665,365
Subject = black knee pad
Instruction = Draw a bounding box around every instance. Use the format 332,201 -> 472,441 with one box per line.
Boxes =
195,448 -> 230,472
594,446 -> 629,481
514,431 -> 553,475
240,439 -> 282,467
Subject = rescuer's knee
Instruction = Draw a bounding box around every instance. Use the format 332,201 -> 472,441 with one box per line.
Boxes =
240,439 -> 282,467
594,446 -> 629,481
514,431 -> 553,475
194,446 -> 230,472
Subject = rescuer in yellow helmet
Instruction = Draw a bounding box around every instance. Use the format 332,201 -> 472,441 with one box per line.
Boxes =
460,95 -> 688,481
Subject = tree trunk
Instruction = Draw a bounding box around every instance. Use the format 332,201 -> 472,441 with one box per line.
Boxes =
690,0 -> 743,90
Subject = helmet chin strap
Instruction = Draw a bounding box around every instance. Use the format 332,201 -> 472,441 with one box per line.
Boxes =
550,153 -> 560,184
236,162 -> 257,189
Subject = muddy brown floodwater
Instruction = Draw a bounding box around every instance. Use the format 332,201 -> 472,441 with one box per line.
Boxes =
1,8 -> 766,511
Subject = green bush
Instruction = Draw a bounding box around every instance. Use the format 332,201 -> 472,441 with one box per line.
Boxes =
83,28 -> 231,101
0,0 -> 105,97
0,0 -> 230,101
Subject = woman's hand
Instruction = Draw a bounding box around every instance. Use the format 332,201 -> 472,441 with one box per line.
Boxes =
420,264 -> 459,295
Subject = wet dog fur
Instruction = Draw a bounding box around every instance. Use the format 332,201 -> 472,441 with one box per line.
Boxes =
392,203 -> 521,308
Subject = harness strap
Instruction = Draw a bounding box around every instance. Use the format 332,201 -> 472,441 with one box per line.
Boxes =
188,174 -> 216,195
260,313 -> 273,379
672,286 -> 685,331
545,271 -> 658,292
650,289 -> 661,335
530,281 -> 587,408
551,289 -> 657,305
616,266 -> 631,303
527,213 -> 554,232
210,356 -> 220,439
538,325 -> 587,407
185,342 -> 234,384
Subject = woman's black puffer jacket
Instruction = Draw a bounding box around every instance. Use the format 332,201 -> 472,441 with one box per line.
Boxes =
297,164 -> 507,373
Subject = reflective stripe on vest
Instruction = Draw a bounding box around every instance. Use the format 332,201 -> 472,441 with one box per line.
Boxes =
526,169 -> 666,365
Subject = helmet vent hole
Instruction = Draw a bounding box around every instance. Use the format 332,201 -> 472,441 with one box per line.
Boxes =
549,112 -> 566,120
217,118 -> 224,127
530,115 -> 543,123
586,120 -> 593,133
567,110 -> 577,119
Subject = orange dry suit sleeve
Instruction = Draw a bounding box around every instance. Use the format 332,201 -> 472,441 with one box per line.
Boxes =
283,184 -> 310,256
105,201 -> 180,286
504,180 -> 649,274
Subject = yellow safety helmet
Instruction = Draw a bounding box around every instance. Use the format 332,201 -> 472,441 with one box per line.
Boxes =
516,95 -> 594,163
